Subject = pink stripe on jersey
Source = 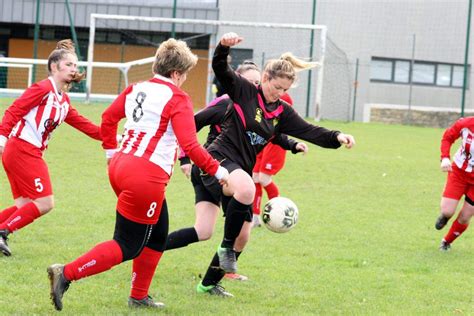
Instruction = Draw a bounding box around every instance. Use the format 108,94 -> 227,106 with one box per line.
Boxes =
207,94 -> 229,108
257,94 -> 283,119
233,103 -> 246,129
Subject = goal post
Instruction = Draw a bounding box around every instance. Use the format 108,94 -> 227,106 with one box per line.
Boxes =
86,13 -> 328,117
0,61 -> 33,90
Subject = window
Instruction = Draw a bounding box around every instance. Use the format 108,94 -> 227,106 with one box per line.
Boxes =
370,59 -> 392,81
394,60 -> 410,83
452,65 -> 465,87
412,63 -> 435,84
436,64 -> 451,86
371,57 -> 469,89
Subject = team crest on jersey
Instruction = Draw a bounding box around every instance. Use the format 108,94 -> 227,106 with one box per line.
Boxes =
255,108 -> 263,123
43,118 -> 59,134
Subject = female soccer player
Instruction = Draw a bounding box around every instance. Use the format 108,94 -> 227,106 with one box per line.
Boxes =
47,38 -> 229,311
0,39 -> 101,257
167,61 -> 263,252
194,32 -> 355,297
251,92 -> 294,227
435,116 -> 474,251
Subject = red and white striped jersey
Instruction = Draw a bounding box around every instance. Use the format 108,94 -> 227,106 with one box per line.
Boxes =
441,117 -> 474,172
0,77 -> 101,150
101,74 -> 220,177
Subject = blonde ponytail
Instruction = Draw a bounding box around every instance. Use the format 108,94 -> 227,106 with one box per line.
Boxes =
279,52 -> 320,72
264,52 -> 320,83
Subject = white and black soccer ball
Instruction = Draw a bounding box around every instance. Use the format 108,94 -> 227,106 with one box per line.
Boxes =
262,197 -> 298,233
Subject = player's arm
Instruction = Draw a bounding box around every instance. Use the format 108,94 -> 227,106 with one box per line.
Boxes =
195,98 -> 229,131
278,106 -> 353,149
212,40 -> 252,104
440,117 -> 474,159
439,117 -> 474,172
271,133 -> 308,154
100,85 -> 130,160
179,97 -> 230,177
0,83 -> 46,151
64,104 -> 101,141
170,94 -> 228,182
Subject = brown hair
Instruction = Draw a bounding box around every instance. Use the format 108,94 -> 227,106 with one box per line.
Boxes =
264,53 -> 320,82
152,38 -> 198,77
47,39 -> 84,85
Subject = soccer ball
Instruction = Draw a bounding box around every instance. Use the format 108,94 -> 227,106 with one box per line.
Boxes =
262,197 -> 298,233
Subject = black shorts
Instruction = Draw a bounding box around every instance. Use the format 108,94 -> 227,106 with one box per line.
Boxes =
113,200 -> 169,261
191,151 -> 241,207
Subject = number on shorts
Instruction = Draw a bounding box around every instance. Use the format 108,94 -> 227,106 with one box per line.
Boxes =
147,201 -> 157,218
34,178 -> 44,192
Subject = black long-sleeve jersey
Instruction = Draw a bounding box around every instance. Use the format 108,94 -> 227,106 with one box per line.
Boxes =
205,43 -> 342,174
180,94 -> 298,166
197,95 -> 230,149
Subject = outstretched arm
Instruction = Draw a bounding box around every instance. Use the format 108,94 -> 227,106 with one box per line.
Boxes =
65,106 -> 102,141
278,106 -> 353,149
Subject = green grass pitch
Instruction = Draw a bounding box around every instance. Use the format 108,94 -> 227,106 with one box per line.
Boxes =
0,99 -> 472,315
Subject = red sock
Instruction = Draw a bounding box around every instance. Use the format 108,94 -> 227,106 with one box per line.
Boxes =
444,219 -> 469,244
264,182 -> 280,199
253,183 -> 263,215
130,247 -> 163,300
63,240 -> 123,281
0,206 -> 18,224
0,202 -> 41,233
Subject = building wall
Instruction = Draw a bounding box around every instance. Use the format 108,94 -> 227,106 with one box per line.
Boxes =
7,38 -> 208,105
218,0 -> 474,121
314,0 -> 473,121
2,0 -> 473,120
218,0 -> 319,117
1,0 -> 216,105
0,0 -> 218,31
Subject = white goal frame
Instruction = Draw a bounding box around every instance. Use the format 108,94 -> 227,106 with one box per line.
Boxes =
87,13 -> 327,117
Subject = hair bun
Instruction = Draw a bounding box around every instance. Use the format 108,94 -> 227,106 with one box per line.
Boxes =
56,39 -> 75,52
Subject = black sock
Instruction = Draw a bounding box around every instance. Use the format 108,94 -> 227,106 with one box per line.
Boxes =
221,195 -> 231,213
221,198 -> 251,248
201,252 -> 225,286
165,227 -> 199,251
201,251 -> 243,286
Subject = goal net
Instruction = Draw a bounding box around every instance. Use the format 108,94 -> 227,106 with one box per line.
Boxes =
87,14 -> 351,120
0,14 -> 353,121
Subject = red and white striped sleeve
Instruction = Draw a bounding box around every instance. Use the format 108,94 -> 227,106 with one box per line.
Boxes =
0,83 -> 47,147
100,85 -> 131,156
169,93 -> 220,176
440,117 -> 474,159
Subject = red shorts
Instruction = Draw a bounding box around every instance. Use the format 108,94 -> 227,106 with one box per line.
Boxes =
253,143 -> 287,175
2,137 -> 52,199
442,164 -> 474,200
108,152 -> 169,225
